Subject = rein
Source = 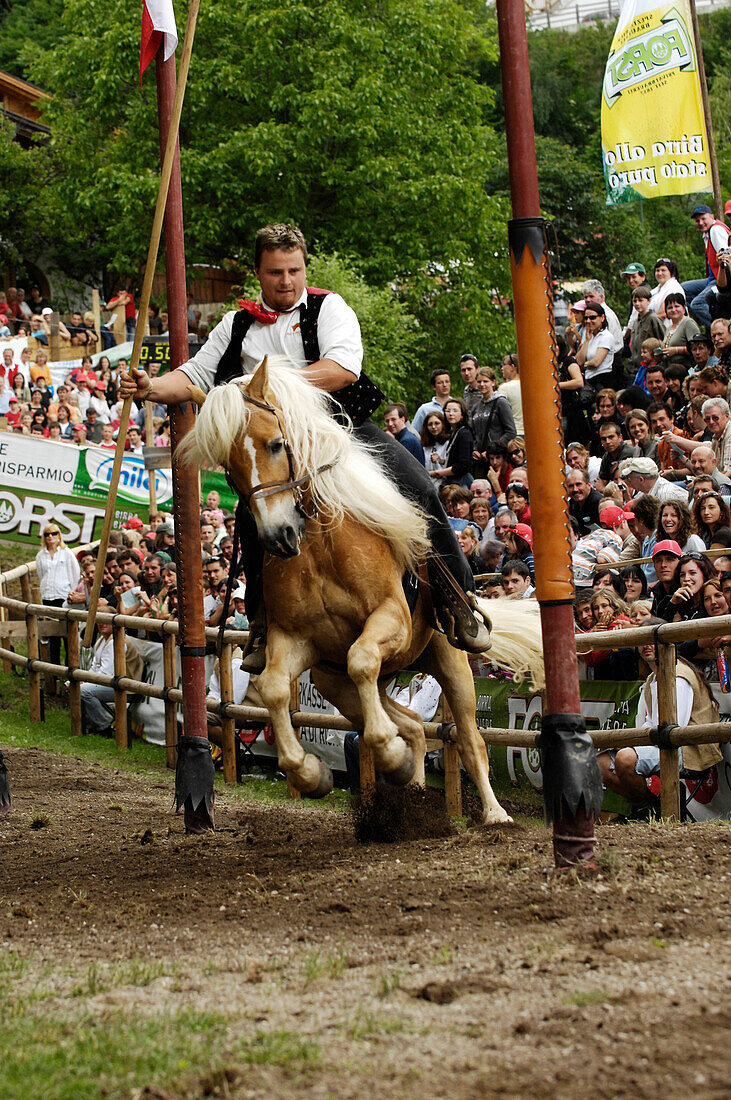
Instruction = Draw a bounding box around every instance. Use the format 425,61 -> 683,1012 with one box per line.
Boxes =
238,389 -> 334,512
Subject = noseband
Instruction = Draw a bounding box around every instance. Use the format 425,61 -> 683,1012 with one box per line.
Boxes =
235,388 -> 334,516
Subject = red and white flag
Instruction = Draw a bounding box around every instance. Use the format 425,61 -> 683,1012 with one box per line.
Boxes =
140,0 -> 178,84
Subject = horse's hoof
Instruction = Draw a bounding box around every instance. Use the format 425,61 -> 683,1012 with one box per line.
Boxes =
483,808 -> 513,826
303,757 -> 334,799
382,744 -> 415,788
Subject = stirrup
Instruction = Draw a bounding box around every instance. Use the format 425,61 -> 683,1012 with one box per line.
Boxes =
429,554 -> 492,654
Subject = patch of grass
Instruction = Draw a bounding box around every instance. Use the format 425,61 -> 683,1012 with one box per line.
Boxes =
563,988 -> 616,1007
431,945 -> 453,966
377,967 -> 403,998
71,957 -> 172,998
300,938 -> 347,986
346,1008 -> 410,1040
239,1030 -> 320,1067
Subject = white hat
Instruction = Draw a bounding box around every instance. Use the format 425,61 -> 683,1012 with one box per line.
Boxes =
619,457 -> 658,478
231,584 -> 247,601
41,307 -> 53,317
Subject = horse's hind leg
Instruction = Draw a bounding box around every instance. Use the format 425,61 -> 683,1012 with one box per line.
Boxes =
346,601 -> 415,785
419,634 -> 512,825
257,629 -> 333,797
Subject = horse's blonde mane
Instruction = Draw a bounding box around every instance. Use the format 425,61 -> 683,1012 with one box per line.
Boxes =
181,360 -> 430,572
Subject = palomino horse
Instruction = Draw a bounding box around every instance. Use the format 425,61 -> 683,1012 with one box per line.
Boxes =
182,358 -> 544,824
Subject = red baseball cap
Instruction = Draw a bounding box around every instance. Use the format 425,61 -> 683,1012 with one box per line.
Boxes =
510,521 -> 533,548
652,539 -> 682,558
600,505 -> 633,530
123,516 -> 144,530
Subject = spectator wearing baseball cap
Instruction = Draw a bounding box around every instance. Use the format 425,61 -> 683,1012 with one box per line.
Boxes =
682,206 -> 731,331
650,540 -> 682,620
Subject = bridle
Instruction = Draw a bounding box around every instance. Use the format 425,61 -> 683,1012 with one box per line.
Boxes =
232,387 -> 334,518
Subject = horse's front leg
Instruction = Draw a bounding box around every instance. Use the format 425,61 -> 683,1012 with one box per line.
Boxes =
420,634 -> 512,824
257,628 -> 333,798
347,599 -> 415,786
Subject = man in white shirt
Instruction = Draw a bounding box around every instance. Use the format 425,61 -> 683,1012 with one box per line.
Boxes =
119,223 -> 490,667
581,279 -> 624,353
619,457 -> 688,503
81,621 -> 116,735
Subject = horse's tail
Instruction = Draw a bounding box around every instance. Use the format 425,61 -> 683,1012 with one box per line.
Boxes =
476,596 -> 545,691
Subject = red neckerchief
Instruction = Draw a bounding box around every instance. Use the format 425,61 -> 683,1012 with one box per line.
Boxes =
236,298 -> 280,325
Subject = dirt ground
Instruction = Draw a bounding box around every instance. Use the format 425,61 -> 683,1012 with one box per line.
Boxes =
2,747 -> 730,1099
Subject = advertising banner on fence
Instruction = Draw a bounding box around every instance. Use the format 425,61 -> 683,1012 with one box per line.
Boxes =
0,433 -> 236,546
601,0 -> 712,205
244,673 -> 731,820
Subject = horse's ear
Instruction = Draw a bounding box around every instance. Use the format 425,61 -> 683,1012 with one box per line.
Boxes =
246,356 -> 274,404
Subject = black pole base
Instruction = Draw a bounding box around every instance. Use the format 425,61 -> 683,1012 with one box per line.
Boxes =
539,713 -> 603,867
175,736 -> 215,833
0,749 -> 10,814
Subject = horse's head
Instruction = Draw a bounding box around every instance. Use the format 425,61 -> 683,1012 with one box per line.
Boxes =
228,357 -> 305,559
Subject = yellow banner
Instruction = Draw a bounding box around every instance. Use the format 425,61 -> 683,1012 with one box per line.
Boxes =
601,0 -> 712,204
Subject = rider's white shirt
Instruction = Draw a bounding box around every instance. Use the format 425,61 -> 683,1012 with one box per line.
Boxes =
179,289 -> 363,394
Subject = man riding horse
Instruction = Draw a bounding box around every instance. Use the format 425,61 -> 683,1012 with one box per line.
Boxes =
119,223 -> 490,667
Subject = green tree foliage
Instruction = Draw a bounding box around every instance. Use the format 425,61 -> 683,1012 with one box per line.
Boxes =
0,0 -> 63,80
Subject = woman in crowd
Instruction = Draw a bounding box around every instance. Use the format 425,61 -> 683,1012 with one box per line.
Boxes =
471,368 -> 516,478
506,482 -> 530,526
656,500 -> 705,555
660,293 -> 700,372
506,437 -> 527,468
625,409 -> 657,460
31,409 -> 48,435
649,258 -> 685,323
557,333 -> 586,444
35,523 -> 81,672
594,569 -> 627,600
155,417 -> 171,447
420,410 -> 450,475
588,388 -> 622,456
30,351 -> 52,387
97,358 -> 116,405
576,304 -> 615,404
438,397 -> 474,488
620,565 -> 648,604
669,554 -> 716,622
677,577 -> 731,678
565,441 -> 601,483
11,370 -> 30,404
693,490 -> 731,548
457,525 -> 483,575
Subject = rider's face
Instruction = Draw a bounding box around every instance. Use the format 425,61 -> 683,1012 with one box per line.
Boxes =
256,248 -> 307,311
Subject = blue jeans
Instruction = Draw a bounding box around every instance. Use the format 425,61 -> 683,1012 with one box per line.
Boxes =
682,277 -> 716,330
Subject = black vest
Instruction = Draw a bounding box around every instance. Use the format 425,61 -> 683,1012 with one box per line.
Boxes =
214,290 -> 384,426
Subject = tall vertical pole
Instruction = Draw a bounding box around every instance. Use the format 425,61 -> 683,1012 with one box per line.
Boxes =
689,0 -> 722,219
156,45 -> 214,833
496,0 -> 602,868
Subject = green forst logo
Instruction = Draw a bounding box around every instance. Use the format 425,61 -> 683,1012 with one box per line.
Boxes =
603,12 -> 693,106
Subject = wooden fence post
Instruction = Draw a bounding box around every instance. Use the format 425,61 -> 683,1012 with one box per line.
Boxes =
287,675 -> 302,800
220,643 -> 237,785
163,631 -> 177,769
437,695 -> 463,817
657,640 -> 681,819
113,622 -> 128,749
0,578 -> 10,674
26,604 -> 41,724
67,619 -> 82,736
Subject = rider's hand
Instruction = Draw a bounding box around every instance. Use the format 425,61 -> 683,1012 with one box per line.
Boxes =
118,366 -> 151,403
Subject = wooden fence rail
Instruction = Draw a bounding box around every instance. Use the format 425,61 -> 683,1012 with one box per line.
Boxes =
3,558 -> 731,819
